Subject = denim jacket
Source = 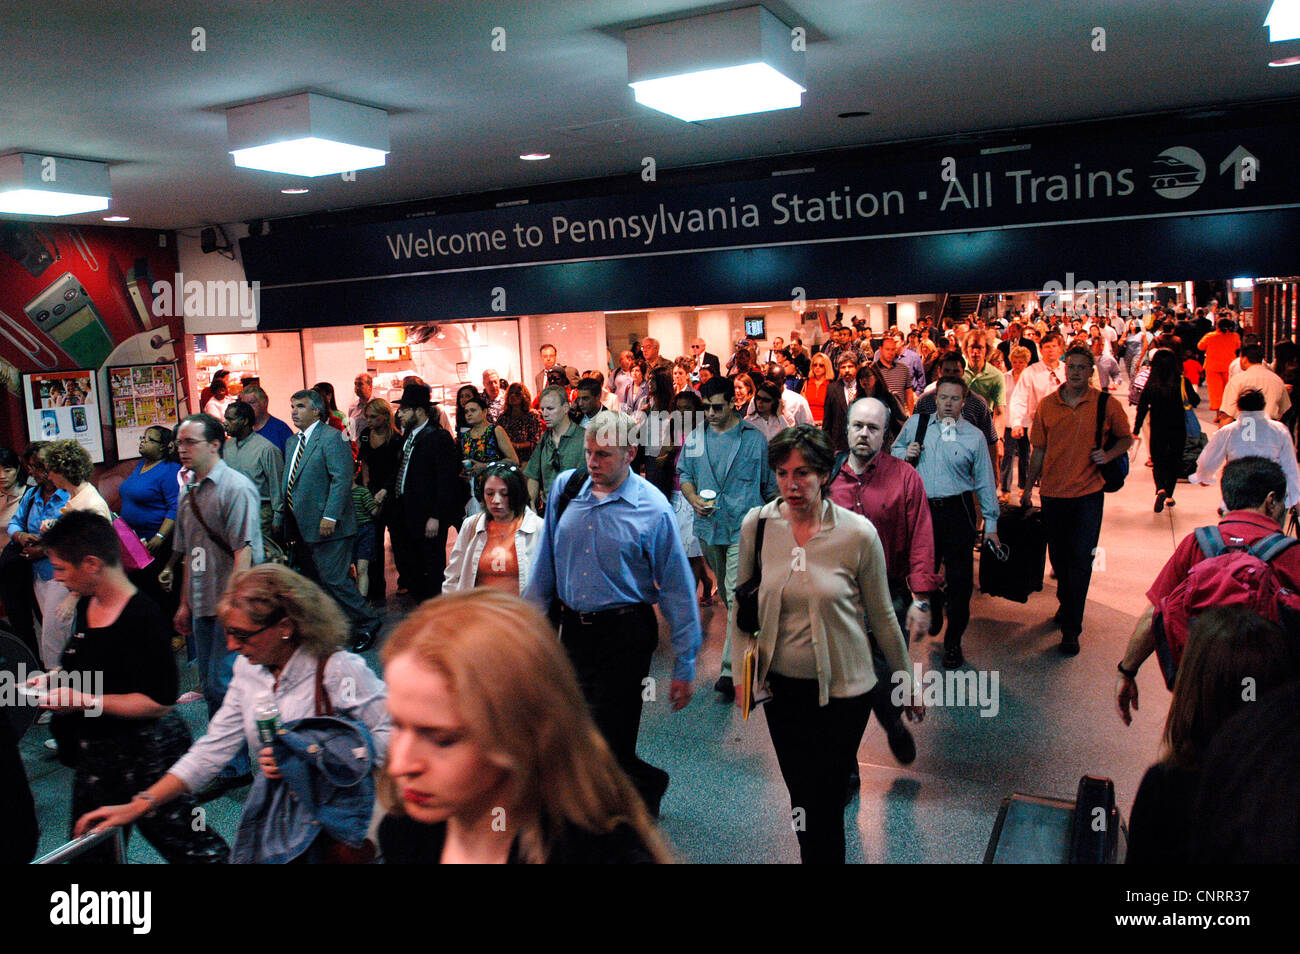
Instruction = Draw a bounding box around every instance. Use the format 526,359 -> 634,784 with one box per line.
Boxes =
231,715 -> 376,864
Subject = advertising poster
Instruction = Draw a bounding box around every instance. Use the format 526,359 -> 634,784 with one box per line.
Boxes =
22,370 -> 105,462
0,223 -> 185,458
108,363 -> 180,459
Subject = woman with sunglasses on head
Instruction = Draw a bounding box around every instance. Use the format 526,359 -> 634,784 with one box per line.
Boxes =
75,564 -> 391,862
379,590 -> 671,863
443,462 -> 543,596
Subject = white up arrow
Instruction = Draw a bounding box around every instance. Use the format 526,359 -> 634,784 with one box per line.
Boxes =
1219,146 -> 1258,190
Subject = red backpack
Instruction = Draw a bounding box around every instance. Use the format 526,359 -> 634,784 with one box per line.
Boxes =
1152,527 -> 1300,690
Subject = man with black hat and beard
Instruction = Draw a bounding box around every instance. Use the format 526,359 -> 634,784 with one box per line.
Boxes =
391,382 -> 466,603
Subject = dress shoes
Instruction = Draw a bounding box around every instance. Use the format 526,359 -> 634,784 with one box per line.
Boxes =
885,720 -> 917,765
713,675 -> 735,703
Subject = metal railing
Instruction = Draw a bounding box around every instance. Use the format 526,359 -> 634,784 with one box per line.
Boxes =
32,828 -> 125,864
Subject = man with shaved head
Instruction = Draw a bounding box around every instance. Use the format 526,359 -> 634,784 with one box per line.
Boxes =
826,396 -> 941,767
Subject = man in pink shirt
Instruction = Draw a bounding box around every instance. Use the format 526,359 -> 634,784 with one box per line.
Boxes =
827,397 -> 941,765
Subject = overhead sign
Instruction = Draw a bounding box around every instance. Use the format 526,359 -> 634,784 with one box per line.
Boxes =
242,119 -> 1296,292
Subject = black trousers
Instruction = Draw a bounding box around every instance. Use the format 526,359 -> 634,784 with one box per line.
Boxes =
391,497 -> 449,604
929,494 -> 978,650
0,542 -> 40,662
1150,424 -> 1185,497
558,603 -> 667,807
1041,490 -> 1105,639
69,711 -> 229,864
867,582 -> 913,730
765,673 -> 876,864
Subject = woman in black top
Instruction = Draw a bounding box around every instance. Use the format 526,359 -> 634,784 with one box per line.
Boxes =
1127,607 -> 1294,864
378,590 -> 670,863
1134,349 -> 1198,512
36,512 -> 228,863
358,398 -> 402,607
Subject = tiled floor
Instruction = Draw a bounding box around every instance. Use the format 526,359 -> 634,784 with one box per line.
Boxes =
23,394 -> 1214,863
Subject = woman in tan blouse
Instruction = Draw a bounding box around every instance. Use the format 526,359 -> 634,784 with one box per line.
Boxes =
733,424 -> 922,864
443,462 -> 543,596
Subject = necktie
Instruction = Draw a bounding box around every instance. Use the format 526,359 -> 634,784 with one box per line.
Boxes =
397,435 -> 414,495
286,435 -> 306,509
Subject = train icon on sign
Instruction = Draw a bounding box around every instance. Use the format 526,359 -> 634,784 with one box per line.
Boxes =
1149,147 -> 1205,199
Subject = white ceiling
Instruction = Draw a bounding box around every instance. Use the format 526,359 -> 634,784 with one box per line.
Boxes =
1,0 -> 1296,230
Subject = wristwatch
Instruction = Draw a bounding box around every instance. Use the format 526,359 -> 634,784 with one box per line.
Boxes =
912,599 -> 931,613
1117,661 -> 1138,679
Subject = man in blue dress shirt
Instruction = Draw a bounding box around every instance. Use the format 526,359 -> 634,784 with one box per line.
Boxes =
525,410 -> 701,817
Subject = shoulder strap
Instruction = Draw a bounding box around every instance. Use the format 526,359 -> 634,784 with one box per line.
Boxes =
315,654 -> 334,717
1248,532 -> 1299,563
830,451 -> 850,482
1094,391 -> 1108,450
185,487 -> 235,556
1194,526 -> 1226,558
553,467 -> 589,522
915,412 -> 929,448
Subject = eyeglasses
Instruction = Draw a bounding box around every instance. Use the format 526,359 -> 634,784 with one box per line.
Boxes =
175,438 -> 208,448
225,619 -> 281,642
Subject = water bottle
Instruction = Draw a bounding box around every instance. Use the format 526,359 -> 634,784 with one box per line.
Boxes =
254,694 -> 282,745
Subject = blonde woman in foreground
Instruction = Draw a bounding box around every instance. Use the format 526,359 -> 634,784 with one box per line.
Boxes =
378,590 -> 671,863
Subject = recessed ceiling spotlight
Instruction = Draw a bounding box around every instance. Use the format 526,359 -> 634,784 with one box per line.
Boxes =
281,187 -> 310,195
520,152 -> 551,161
103,215 -> 131,222
837,111 -> 871,119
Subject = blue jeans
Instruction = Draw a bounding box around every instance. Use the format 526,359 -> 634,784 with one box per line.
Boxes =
1040,491 -> 1105,639
192,615 -> 250,778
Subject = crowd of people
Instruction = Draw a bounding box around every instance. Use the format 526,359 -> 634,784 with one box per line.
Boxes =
5,300 -> 1300,864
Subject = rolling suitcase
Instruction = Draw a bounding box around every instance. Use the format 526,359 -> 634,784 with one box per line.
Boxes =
979,503 -> 1047,603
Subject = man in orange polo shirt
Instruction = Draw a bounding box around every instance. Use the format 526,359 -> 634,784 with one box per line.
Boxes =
1021,346 -> 1134,654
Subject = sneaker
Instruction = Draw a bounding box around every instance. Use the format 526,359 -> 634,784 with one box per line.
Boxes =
36,710 -> 52,725
44,738 -> 58,752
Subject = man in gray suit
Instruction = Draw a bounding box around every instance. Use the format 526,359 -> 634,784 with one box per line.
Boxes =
283,389 -> 381,649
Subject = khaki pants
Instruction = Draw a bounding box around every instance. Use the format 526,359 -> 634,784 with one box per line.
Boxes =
701,541 -> 740,678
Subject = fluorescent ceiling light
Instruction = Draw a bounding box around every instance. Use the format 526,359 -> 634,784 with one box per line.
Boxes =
232,138 -> 386,177
627,6 -> 805,122
0,153 -> 111,216
1269,54 -> 1300,66
520,152 -> 550,161
1265,1 -> 1300,42
280,187 -> 311,195
1233,278 -> 1255,289
631,63 -> 804,121
227,93 -> 389,177
103,215 -> 130,222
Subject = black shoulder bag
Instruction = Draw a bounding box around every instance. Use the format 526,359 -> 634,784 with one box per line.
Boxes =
1095,393 -> 1129,493
733,517 -> 768,634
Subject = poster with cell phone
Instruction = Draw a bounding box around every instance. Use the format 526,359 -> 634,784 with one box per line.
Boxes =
21,370 -> 104,462
107,362 -> 180,461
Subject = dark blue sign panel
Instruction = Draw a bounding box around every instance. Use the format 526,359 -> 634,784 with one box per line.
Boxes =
243,120 -> 1295,292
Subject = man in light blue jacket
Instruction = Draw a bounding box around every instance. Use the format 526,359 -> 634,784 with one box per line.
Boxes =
678,376 -> 777,701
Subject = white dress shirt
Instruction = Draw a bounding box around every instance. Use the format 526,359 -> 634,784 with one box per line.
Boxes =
1008,360 -> 1065,430
1191,411 -> 1300,508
